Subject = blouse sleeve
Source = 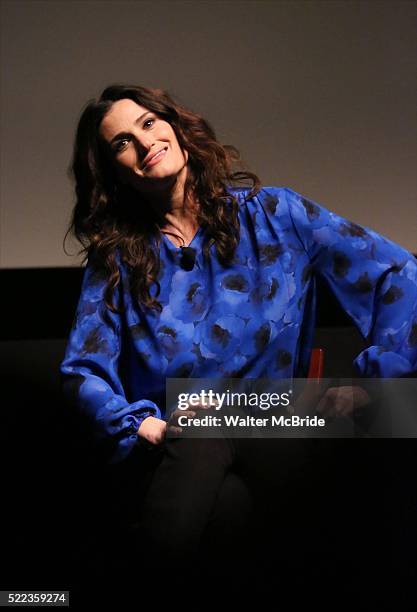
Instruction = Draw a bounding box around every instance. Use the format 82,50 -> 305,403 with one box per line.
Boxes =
281,187 -> 417,377
59,253 -> 162,464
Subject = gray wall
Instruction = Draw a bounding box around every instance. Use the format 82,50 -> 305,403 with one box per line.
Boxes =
1,0 -> 416,268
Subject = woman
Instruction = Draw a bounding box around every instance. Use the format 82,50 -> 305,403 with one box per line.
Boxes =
61,84 -> 417,577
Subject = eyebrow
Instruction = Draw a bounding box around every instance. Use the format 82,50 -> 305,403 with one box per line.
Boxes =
109,111 -> 152,146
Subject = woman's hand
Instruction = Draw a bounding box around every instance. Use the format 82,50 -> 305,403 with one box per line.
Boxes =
315,385 -> 372,417
137,416 -> 167,445
292,383 -> 372,418
167,408 -> 196,436
166,399 -> 220,436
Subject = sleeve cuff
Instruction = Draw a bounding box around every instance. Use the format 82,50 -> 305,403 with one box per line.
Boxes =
354,347 -> 415,377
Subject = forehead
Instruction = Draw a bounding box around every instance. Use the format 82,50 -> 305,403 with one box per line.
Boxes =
99,99 -> 150,141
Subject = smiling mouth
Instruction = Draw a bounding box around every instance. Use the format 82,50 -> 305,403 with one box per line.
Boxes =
143,147 -> 167,169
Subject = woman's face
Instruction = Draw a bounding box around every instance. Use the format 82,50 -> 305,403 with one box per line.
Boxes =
99,98 -> 188,195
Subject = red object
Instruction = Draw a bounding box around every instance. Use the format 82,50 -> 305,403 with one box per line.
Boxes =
307,348 -> 324,379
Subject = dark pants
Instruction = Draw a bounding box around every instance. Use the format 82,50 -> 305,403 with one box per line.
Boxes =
112,433 -> 312,583
76,436 -> 408,604
133,436 -> 254,573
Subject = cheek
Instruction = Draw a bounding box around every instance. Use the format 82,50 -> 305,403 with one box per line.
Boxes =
165,128 -> 186,161
116,150 -> 137,172
174,144 -> 188,165
114,159 -> 135,183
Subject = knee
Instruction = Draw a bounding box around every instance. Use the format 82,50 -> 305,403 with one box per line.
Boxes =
163,436 -> 235,467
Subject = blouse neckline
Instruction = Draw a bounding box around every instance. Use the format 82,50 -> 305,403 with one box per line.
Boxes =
160,224 -> 204,251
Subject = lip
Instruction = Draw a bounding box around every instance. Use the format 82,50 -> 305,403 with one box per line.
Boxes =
143,147 -> 167,169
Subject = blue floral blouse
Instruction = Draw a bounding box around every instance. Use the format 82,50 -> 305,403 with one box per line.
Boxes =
60,186 -> 417,462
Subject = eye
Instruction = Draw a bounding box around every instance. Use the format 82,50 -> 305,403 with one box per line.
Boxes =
114,138 -> 130,153
143,117 -> 155,128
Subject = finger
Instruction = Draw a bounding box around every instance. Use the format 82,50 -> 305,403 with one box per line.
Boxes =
334,391 -> 349,416
334,387 -> 354,416
167,425 -> 183,435
166,422 -> 183,435
178,410 -> 196,418
320,387 -> 344,417
316,394 -> 330,416
172,408 -> 196,417
352,386 -> 372,410
339,397 -> 355,416
169,409 -> 196,425
193,400 -> 220,410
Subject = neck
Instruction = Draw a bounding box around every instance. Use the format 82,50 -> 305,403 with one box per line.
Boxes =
142,166 -> 200,241
157,198 -> 200,247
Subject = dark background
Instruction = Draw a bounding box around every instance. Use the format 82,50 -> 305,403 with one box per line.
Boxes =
1,0 -> 416,604
1,267 -> 416,604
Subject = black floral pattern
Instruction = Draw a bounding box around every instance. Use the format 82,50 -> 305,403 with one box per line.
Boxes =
60,186 -> 417,462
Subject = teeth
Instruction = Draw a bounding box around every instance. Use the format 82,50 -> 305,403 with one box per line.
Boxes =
150,148 -> 165,162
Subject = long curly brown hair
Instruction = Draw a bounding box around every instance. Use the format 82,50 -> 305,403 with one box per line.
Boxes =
64,84 -> 261,313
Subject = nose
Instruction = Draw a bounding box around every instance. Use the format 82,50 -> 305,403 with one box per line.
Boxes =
134,140 -> 157,169
133,130 -> 156,156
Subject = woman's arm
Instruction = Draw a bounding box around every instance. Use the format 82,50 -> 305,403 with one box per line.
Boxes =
60,253 -> 163,464
281,187 -> 417,377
